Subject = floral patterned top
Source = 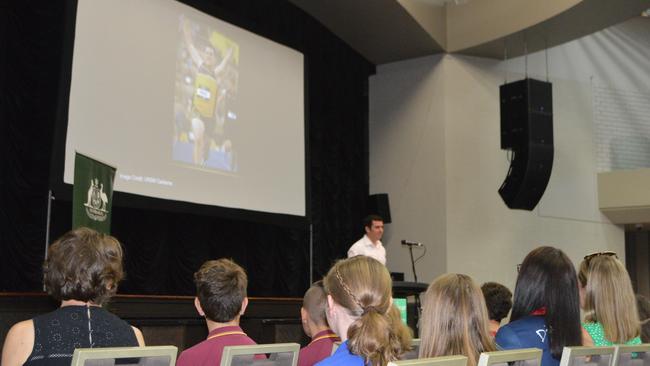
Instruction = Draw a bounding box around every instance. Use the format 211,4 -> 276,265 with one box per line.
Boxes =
583,322 -> 642,346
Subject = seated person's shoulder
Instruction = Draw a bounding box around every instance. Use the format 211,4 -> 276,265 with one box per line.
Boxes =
495,321 -> 523,349
176,342 -> 203,366
6,319 -> 34,338
316,348 -> 364,366
496,316 -> 549,349
131,326 -> 145,346
178,338 -> 207,357
2,319 -> 35,366
176,335 -> 240,360
317,355 -> 364,366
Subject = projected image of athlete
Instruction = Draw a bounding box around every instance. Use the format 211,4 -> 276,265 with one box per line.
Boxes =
182,18 -> 234,166
172,15 -> 239,172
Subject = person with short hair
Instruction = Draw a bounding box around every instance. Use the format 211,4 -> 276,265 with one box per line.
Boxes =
420,274 -> 497,366
298,281 -> 340,366
481,282 -> 513,337
317,255 -> 412,366
495,246 -> 582,366
347,214 -> 386,265
1,227 -> 145,366
578,252 -> 641,346
176,258 -> 261,366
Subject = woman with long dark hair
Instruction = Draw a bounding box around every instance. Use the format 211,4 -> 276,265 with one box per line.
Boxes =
495,246 -> 582,366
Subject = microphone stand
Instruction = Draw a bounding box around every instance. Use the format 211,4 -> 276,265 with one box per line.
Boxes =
406,243 -> 422,333
408,244 -> 418,283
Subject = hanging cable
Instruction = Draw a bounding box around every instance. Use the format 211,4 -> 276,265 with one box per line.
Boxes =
545,37 -> 549,82
504,39 -> 508,84
524,35 -> 528,78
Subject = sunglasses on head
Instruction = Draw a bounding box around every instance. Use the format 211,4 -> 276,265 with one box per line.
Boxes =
583,251 -> 617,266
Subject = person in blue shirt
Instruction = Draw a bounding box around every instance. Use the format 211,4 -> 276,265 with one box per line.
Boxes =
495,246 -> 582,366
316,256 -> 412,366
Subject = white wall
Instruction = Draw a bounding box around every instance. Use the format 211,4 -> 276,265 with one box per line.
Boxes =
442,56 -> 622,291
369,54 -> 448,283
369,17 -> 650,289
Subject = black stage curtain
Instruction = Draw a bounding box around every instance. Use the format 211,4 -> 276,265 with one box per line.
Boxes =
0,0 -> 375,296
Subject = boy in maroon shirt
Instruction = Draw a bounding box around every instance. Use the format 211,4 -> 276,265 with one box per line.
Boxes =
298,281 -> 340,366
177,259 -> 260,366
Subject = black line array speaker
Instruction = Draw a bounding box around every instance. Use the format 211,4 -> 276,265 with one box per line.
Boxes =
367,193 -> 391,223
499,78 -> 554,211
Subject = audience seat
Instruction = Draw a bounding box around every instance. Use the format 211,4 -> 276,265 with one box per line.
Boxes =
478,348 -> 542,366
390,354 -> 468,366
70,345 -> 178,366
560,346 -> 616,366
400,338 -> 422,360
614,344 -> 650,366
220,342 -> 300,366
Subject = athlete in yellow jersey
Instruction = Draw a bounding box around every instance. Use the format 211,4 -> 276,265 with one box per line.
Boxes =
182,18 -> 233,165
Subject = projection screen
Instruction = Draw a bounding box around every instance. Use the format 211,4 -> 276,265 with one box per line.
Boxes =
63,0 -> 306,217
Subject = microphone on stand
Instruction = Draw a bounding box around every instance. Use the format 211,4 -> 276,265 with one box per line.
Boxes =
401,239 -> 423,247
401,239 -> 424,323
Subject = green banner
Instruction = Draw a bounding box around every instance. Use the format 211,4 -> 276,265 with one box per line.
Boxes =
73,153 -> 116,234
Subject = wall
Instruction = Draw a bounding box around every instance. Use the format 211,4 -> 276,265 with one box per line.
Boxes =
442,56 -> 621,291
369,54 -> 448,283
369,17 -> 650,289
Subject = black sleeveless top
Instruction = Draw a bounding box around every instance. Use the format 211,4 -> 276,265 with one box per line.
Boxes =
24,305 -> 138,366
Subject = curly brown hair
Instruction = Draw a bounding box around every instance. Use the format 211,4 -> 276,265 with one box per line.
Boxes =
481,282 -> 513,322
43,227 -> 124,305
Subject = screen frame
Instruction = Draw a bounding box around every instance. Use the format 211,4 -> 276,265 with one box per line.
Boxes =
49,0 -> 311,229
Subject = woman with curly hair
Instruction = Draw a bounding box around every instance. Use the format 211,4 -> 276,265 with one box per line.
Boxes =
1,227 -> 145,366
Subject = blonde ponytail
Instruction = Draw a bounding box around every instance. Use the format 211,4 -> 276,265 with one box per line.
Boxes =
324,256 -> 412,365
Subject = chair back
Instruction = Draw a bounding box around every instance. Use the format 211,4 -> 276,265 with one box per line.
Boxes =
390,355 -> 468,366
613,344 -> 650,366
559,346 -> 616,366
400,338 -> 422,360
70,345 -> 177,366
478,348 -> 543,366
220,342 -> 300,366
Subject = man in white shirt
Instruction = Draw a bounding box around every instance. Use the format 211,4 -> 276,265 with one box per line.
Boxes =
347,215 -> 386,265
